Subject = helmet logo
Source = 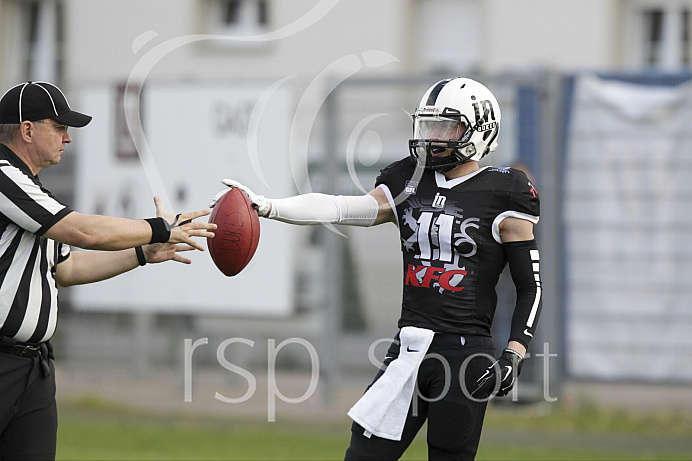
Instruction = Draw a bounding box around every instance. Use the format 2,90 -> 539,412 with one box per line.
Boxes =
471,97 -> 497,132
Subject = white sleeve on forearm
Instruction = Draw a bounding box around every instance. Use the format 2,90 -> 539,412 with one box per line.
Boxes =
266,193 -> 378,227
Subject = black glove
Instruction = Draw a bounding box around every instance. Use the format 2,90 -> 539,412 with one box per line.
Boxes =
471,349 -> 524,399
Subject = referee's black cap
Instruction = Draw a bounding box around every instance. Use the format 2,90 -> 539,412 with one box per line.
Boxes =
0,81 -> 92,127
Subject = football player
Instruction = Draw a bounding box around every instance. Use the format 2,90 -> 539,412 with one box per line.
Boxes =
213,77 -> 542,460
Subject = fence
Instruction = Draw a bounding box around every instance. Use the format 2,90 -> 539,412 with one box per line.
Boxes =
52,72 -> 692,403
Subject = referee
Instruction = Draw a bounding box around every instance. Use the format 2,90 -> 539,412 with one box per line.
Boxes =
0,81 -> 216,459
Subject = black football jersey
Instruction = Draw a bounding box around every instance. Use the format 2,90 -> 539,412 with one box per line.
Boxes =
375,159 -> 540,336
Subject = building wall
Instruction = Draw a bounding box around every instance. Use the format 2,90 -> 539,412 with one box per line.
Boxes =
485,0 -> 619,72
0,0 -> 646,90
63,0 -> 409,87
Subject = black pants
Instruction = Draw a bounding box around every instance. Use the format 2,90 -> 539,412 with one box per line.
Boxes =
0,342 -> 57,460
345,333 -> 495,461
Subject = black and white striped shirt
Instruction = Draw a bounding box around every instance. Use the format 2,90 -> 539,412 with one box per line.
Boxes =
0,144 -> 72,343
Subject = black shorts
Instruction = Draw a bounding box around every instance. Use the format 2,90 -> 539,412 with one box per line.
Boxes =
345,332 -> 495,461
0,342 -> 57,460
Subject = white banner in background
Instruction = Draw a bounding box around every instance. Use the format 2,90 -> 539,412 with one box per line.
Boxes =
70,82 -> 296,316
565,75 -> 692,381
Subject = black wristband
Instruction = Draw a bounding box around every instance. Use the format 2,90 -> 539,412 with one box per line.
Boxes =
145,217 -> 171,244
135,246 -> 147,266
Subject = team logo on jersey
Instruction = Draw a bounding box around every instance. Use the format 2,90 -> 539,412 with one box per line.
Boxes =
400,200 -> 480,294
405,264 -> 466,292
404,180 -> 418,195
432,193 -> 446,209
528,181 -> 537,197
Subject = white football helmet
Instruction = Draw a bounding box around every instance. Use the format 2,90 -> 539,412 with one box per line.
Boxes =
409,77 -> 501,171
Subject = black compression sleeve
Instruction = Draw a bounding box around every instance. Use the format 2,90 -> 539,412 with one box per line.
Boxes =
504,239 -> 542,349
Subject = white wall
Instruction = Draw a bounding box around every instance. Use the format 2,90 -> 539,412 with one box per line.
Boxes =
485,0 -> 618,72
1,0 -> 655,91
64,0 -> 407,87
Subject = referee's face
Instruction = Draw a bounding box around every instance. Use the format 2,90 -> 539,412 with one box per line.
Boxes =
31,119 -> 72,171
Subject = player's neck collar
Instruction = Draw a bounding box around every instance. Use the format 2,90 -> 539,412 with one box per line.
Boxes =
435,166 -> 489,189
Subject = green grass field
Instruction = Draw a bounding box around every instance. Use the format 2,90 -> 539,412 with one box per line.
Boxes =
57,397 -> 692,460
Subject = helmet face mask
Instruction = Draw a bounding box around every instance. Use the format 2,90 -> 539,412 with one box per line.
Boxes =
409,78 -> 501,172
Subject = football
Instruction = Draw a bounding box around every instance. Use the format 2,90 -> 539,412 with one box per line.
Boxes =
207,187 -> 260,276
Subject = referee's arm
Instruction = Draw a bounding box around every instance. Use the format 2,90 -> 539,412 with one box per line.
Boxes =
43,205 -> 214,251
45,211 -> 157,250
55,243 -> 194,287
55,249 -> 143,286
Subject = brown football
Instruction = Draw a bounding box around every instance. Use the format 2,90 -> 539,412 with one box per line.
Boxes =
207,187 -> 260,276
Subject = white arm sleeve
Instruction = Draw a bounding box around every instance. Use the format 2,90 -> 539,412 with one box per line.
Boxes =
267,193 -> 378,227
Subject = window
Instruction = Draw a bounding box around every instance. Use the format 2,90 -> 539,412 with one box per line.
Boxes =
3,0 -> 64,83
415,0 -> 481,73
643,9 -> 664,65
627,1 -> 692,69
682,9 -> 690,65
207,0 -> 269,43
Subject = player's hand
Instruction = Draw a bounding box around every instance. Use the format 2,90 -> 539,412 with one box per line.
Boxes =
471,349 -> 524,399
153,196 -> 216,251
210,179 -> 272,217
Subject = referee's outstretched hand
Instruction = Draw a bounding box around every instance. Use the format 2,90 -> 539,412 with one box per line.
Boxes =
142,241 -> 196,265
153,196 -> 216,251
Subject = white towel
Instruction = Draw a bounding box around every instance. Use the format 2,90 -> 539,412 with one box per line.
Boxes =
347,326 -> 435,441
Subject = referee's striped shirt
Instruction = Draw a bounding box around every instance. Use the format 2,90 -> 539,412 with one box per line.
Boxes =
0,144 -> 72,343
